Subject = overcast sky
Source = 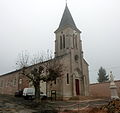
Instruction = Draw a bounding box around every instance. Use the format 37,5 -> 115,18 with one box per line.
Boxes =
0,0 -> 120,83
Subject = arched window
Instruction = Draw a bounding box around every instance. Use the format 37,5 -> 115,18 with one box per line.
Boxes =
19,79 -> 22,84
60,36 -> 62,49
63,34 -> 65,48
54,78 -> 56,84
67,73 -> 69,84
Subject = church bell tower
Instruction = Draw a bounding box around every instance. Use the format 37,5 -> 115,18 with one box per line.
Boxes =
54,4 -> 88,97
45,3 -> 89,99
54,4 -> 83,59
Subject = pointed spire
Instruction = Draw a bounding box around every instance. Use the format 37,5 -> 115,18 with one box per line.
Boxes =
59,4 -> 77,29
55,4 -> 80,33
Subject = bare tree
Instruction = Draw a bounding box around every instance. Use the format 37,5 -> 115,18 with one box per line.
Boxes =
16,51 -> 46,101
16,50 -> 63,102
16,51 -> 30,68
45,58 -> 63,83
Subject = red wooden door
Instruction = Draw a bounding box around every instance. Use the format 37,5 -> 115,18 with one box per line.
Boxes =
75,79 -> 80,95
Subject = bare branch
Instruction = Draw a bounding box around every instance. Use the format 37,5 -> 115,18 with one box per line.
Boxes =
16,51 -> 29,69
16,50 -> 63,101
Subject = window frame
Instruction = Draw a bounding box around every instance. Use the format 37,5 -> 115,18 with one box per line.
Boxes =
67,73 -> 69,84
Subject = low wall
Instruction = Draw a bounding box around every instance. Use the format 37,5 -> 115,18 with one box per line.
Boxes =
89,80 -> 120,97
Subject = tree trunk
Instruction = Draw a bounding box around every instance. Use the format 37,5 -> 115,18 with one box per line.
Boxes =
34,82 -> 40,102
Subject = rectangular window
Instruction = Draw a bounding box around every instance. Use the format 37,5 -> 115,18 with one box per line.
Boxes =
63,34 -> 65,48
54,78 -> 56,84
60,36 -> 62,49
67,73 -> 69,84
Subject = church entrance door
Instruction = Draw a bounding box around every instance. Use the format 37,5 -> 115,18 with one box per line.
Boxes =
75,79 -> 80,95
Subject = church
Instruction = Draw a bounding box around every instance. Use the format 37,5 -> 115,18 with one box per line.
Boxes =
0,4 -> 89,100
47,4 -> 89,99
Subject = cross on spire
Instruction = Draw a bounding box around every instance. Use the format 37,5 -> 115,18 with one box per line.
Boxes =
66,0 -> 67,5
57,2 -> 77,30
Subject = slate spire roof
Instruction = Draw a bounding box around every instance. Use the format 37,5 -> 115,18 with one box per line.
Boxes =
55,4 -> 81,32
59,4 -> 76,28
55,4 -> 80,32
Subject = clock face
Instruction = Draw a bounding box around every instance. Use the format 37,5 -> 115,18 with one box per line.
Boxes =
74,55 -> 79,61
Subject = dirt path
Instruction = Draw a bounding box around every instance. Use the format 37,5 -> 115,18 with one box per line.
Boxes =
49,99 -> 109,111
0,94 -> 109,113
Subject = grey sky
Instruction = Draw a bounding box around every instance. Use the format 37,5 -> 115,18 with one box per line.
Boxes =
0,0 -> 120,83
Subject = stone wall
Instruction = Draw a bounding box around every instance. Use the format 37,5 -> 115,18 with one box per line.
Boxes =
0,70 -> 29,95
0,71 -> 19,95
89,80 -> 120,97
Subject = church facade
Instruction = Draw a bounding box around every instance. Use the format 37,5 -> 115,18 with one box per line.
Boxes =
47,4 -> 89,99
0,4 -> 89,99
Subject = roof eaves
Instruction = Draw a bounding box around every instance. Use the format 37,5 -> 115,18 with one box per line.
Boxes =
54,25 -> 81,33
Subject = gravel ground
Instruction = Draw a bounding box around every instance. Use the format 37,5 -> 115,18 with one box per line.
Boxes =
0,94 -> 109,113
0,94 -> 37,113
